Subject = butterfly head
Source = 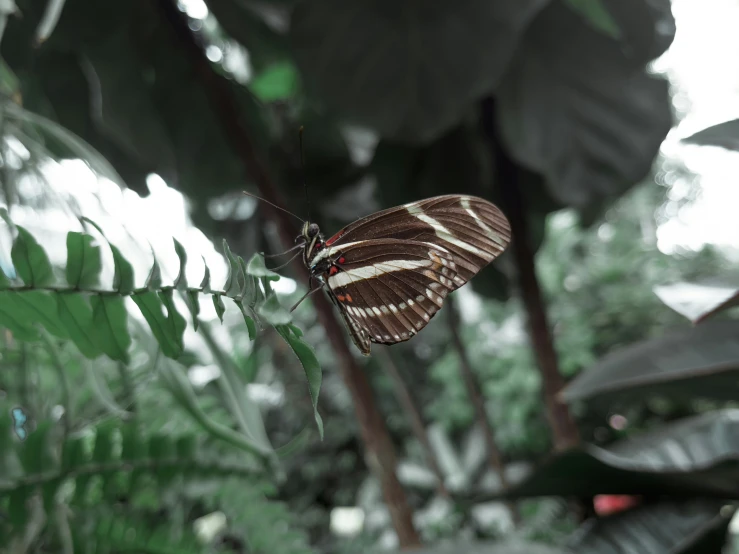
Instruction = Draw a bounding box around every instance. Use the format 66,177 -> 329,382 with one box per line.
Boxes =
299,221 -> 324,264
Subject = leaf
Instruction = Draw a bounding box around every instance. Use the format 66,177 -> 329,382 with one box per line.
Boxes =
496,0 -> 674,208
235,300 -> 257,341
185,290 -> 201,331
82,218 -> 135,294
250,62 -> 299,101
246,253 -> 279,281
682,119 -> 739,151
275,325 -> 323,439
569,500 -> 734,554
560,319 -> 739,405
65,231 -> 102,289
654,281 -> 739,324
173,238 -> 188,289
497,409 -> 739,499
257,294 -> 291,326
563,0 -> 620,39
222,239 -> 243,296
0,294 -> 39,341
131,291 -> 183,358
90,295 -> 131,363
290,0 -> 548,143
200,257 -> 212,294
2,291 -> 68,339
158,289 -> 186,352
145,258 -> 162,291
57,294 -> 101,359
206,0 -> 292,71
82,29 -> 178,183
212,293 -> 226,322
11,226 -> 54,287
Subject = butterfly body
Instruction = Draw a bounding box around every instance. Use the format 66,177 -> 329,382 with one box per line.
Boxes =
296,195 -> 511,355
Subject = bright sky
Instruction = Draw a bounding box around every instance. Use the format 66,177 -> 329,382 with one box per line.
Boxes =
653,0 -> 739,257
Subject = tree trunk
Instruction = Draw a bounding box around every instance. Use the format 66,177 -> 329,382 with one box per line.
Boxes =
156,1 -> 420,546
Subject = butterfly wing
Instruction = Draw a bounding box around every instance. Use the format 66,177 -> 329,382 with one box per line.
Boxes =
323,195 -> 511,282
323,239 -> 464,347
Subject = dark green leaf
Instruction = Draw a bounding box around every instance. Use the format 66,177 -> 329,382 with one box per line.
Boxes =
111,243 -> 135,294
81,218 -> 135,294
65,231 -> 102,289
497,409 -> 739,499
145,258 -> 162,291
564,0 -> 621,39
83,30 -> 178,183
250,62 -> 299,101
0,293 -> 40,341
654,281 -> 739,324
11,226 -> 54,287
90,295 -> 131,363
235,299 -> 257,340
212,293 -> 226,322
496,0 -> 674,208
569,500 -> 733,554
185,290 -> 201,331
173,238 -> 188,289
57,293 -> 101,359
159,289 -> 186,353
276,325 -> 323,439
200,257 -> 212,293
131,291 -> 183,358
2,291 -> 68,339
206,0 -> 291,71
0,265 -> 10,288
290,0 -> 548,142
8,486 -> 30,529
682,119 -> 739,151
561,319 -> 739,405
222,239 -> 243,296
258,294 -> 291,326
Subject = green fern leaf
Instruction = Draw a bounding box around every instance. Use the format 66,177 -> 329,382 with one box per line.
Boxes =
131,291 -> 184,358
12,225 -> 54,287
173,238 -> 188,289
57,294 -> 101,359
90,295 -> 131,363
65,231 -> 102,289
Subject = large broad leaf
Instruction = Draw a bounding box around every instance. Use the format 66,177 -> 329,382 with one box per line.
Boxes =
496,0 -> 674,208
569,500 -> 735,554
496,409 -> 739,499
560,319 -> 739,405
289,0 -> 549,143
654,282 -> 739,324
682,119 -> 739,151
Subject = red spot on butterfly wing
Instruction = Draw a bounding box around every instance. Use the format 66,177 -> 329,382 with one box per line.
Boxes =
336,294 -> 345,301
345,294 -> 353,302
338,256 -> 346,264
329,266 -> 339,276
325,229 -> 345,246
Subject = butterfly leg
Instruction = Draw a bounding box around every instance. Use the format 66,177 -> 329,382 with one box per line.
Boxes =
290,275 -> 325,312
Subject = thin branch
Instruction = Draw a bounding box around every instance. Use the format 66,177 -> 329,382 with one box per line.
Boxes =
155,0 -> 420,546
482,97 -> 580,451
375,347 -> 450,499
446,296 -> 518,522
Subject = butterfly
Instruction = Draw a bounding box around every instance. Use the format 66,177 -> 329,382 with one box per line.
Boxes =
291,194 -> 511,355
10,406 -> 28,441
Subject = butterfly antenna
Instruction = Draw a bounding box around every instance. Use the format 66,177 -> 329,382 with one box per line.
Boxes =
242,191 -> 304,223
299,126 -> 312,222
266,249 -> 303,272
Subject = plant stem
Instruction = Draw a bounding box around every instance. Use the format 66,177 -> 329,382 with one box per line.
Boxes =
156,1 -> 420,546
446,296 -> 518,522
376,347 -> 450,499
481,98 -> 580,451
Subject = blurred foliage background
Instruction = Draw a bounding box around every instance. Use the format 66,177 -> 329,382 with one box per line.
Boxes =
2,0 -> 739,553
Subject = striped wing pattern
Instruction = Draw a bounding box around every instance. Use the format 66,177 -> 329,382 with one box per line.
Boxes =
312,195 -> 511,354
